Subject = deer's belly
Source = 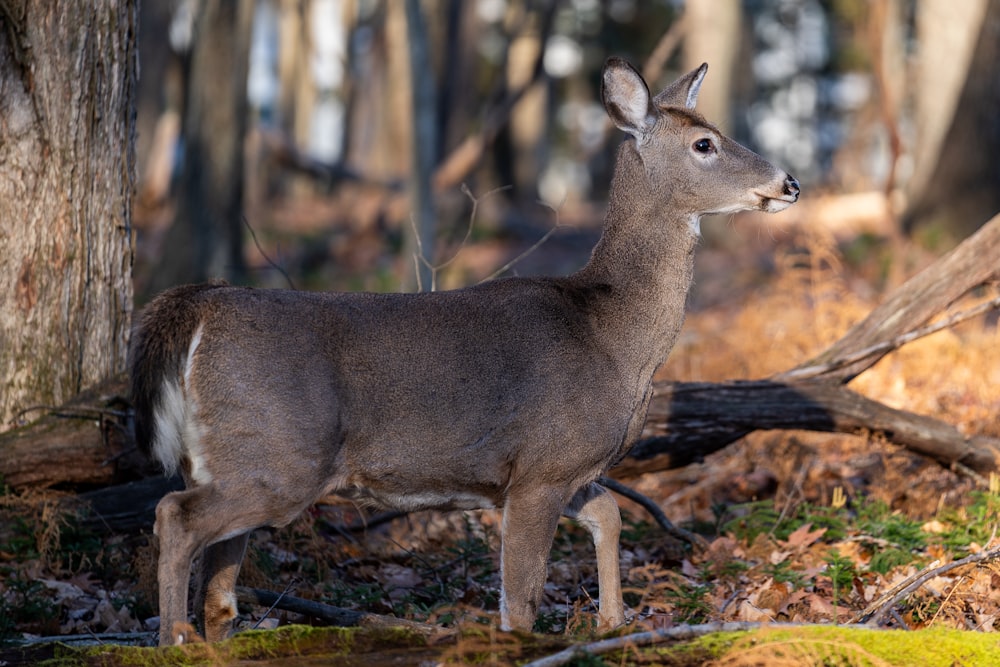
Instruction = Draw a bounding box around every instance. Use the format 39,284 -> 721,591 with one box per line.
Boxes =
336,483 -> 498,512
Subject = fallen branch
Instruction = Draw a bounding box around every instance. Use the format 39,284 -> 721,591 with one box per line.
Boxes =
235,586 -> 438,636
616,212 -> 1000,480
617,379 -> 1000,479
520,621 -> 857,667
778,294 -> 1000,382
778,212 -> 1000,384
855,543 -> 1000,626
598,476 -> 707,550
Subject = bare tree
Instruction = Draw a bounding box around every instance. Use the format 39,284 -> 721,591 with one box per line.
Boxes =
0,1 -> 137,429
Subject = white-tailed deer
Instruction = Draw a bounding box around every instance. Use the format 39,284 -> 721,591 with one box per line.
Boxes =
129,57 -> 798,646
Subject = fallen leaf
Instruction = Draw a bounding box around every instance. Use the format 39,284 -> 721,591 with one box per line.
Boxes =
782,523 -> 827,550
736,599 -> 774,622
807,593 -> 834,615
757,580 -> 790,612
769,549 -> 791,565
778,589 -> 810,615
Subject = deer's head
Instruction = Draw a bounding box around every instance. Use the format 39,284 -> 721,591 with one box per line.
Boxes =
601,58 -> 799,220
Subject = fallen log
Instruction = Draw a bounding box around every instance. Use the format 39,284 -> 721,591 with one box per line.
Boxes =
0,378 -> 138,490
71,475 -> 183,534
618,211 -> 1000,480
235,586 -> 438,635
615,380 -> 1000,479
779,210 -> 1000,383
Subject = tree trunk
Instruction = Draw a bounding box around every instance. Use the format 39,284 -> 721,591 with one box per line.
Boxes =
147,0 -> 253,295
904,0 -> 1000,239
0,0 -> 137,430
404,0 -> 438,291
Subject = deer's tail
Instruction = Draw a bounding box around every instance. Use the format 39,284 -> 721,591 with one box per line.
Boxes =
128,283 -> 226,476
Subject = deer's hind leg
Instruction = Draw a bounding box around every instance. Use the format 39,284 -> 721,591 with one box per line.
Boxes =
154,481 -> 296,646
195,533 -> 250,642
154,485 -> 214,646
564,482 -> 624,629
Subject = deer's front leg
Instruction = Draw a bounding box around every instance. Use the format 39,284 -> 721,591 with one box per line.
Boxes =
564,482 -> 624,629
499,486 -> 566,631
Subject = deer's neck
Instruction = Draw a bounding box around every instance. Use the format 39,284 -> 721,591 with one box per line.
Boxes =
574,140 -> 700,367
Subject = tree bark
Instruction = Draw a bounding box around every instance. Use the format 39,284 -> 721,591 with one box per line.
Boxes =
0,0 -> 137,430
235,586 -> 438,634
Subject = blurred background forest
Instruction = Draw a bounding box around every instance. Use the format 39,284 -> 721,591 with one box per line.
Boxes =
133,0 -> 1000,305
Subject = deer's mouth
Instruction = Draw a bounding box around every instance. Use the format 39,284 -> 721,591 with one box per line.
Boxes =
755,175 -> 800,213
758,194 -> 797,213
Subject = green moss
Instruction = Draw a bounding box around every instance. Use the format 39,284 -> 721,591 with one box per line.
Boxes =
719,626 -> 1000,667
36,625 -> 432,666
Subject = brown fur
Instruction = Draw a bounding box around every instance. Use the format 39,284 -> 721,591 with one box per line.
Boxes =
130,58 -> 798,645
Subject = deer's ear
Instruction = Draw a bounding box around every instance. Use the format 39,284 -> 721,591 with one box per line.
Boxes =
653,63 -> 708,110
602,57 -> 656,139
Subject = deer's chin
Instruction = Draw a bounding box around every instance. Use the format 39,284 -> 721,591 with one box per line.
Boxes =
760,196 -> 795,213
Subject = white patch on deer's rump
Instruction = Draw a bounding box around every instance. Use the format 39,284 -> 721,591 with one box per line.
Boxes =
151,380 -> 185,477
184,324 -> 203,387
150,324 -> 212,485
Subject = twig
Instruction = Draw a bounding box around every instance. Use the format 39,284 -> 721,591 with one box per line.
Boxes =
777,294 -> 1000,382
242,215 -> 296,290
480,200 -> 563,283
251,578 -> 299,630
928,573 -> 965,626
411,184 -> 512,291
598,476 -> 707,550
11,405 -> 128,424
521,622 -> 846,667
3,631 -> 157,647
854,543 -> 1000,625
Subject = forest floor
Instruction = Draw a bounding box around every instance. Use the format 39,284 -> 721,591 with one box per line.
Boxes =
3,195 -> 1000,665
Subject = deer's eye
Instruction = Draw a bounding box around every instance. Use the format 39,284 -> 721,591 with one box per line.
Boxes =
693,138 -> 714,154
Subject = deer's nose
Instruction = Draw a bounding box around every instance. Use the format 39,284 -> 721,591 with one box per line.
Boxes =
784,176 -> 800,199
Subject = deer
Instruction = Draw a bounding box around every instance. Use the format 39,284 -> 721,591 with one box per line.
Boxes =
129,57 -> 799,646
